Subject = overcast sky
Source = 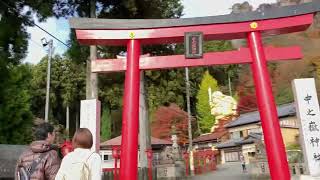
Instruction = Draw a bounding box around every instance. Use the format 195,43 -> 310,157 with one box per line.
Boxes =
24,0 -> 276,64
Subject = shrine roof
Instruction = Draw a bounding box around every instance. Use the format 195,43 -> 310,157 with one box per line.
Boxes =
69,1 -> 320,30
225,103 -> 296,128
193,131 -> 228,143
216,133 -> 262,149
215,138 -> 243,149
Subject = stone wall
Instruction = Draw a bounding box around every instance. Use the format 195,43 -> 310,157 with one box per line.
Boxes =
0,145 -> 27,179
156,163 -> 186,180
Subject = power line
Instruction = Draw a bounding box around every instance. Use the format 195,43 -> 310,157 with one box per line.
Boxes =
32,23 -> 70,48
29,38 -> 47,50
0,1 -> 70,48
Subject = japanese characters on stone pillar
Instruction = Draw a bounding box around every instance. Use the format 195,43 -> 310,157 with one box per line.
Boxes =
80,99 -> 101,152
292,78 -> 320,176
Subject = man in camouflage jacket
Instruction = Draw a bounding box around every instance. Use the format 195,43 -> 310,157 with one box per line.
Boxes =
15,123 -> 60,180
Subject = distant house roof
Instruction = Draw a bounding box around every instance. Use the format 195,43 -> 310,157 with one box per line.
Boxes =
216,133 -> 262,149
225,103 -> 295,128
240,133 -> 263,145
215,138 -> 243,149
100,136 -> 172,147
193,131 -> 227,143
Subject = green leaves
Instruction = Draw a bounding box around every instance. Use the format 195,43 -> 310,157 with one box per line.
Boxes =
101,105 -> 111,141
30,55 -> 86,124
203,40 -> 233,53
0,0 -> 64,144
146,69 -> 186,112
0,64 -> 33,144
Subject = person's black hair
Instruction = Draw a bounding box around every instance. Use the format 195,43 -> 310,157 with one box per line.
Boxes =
34,123 -> 54,140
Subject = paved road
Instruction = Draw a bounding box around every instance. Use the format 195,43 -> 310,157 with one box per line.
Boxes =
191,162 -> 251,180
190,162 -> 302,180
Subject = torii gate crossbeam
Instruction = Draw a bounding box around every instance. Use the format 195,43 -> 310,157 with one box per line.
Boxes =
90,46 -> 302,72
70,2 -> 320,180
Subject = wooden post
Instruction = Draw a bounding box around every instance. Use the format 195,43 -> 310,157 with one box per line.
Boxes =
87,0 -> 98,99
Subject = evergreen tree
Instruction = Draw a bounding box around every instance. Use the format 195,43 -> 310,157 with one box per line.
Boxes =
101,105 -> 111,141
0,64 -> 33,144
0,0 -> 69,144
30,55 -> 86,128
196,71 -> 219,133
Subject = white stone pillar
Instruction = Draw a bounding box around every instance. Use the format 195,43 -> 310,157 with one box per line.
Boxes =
80,99 -> 101,152
292,78 -> 320,177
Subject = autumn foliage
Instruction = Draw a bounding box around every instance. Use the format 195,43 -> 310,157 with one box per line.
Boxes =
235,67 -> 257,113
151,104 -> 189,145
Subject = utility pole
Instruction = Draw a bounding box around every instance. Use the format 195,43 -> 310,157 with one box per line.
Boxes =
42,38 -> 53,122
87,0 -> 98,99
185,67 -> 193,152
185,67 -> 194,175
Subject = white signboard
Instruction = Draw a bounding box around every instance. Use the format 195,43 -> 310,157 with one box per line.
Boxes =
292,78 -> 320,176
80,99 -> 101,152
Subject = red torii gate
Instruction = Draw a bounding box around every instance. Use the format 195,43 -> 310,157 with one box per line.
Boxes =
70,2 -> 320,180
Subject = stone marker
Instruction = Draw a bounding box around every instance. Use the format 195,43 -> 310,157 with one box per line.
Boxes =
80,99 -> 101,152
292,78 -> 320,177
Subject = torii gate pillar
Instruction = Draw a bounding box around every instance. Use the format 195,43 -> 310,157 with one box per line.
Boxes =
121,39 -> 141,179
248,31 -> 290,179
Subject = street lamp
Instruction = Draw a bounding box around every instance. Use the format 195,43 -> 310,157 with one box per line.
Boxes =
41,38 -> 53,123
